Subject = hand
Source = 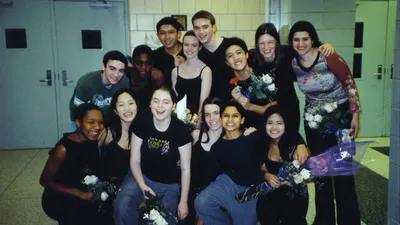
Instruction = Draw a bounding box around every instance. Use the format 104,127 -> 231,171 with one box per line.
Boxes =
293,144 -> 310,165
79,191 -> 94,201
231,86 -> 243,101
177,201 -> 189,220
176,160 -> 181,167
350,113 -> 359,138
319,43 -> 335,56
243,127 -> 257,136
140,185 -> 156,199
175,56 -> 185,66
264,173 -> 280,188
238,96 -> 251,110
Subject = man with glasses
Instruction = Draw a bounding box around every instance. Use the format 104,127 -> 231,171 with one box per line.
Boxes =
127,45 -> 163,114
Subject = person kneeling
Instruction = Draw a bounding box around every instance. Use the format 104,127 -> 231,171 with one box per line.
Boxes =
194,101 -> 263,225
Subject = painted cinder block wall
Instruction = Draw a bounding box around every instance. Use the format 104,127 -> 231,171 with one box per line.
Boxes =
128,0 -> 266,53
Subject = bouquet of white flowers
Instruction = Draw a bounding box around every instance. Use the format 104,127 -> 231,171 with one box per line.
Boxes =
81,174 -> 118,212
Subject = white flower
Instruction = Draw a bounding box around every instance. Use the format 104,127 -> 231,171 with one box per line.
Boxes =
304,113 -> 314,122
262,74 -> 273,84
300,169 -> 311,180
349,89 -> 356,95
149,209 -> 168,225
323,103 -> 334,113
267,83 -> 276,91
83,175 -> 98,185
100,192 -> 108,201
308,121 -> 318,129
313,114 -> 323,122
292,160 -> 300,169
293,174 -> 304,184
331,102 -> 338,110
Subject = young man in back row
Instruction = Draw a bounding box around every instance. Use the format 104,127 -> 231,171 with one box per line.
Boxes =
192,10 -> 234,103
153,17 -> 186,89
69,50 -> 129,130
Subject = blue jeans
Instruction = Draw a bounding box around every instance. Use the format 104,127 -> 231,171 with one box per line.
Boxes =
194,174 -> 258,225
113,171 -> 180,225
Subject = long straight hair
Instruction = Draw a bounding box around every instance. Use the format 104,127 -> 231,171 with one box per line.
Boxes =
199,97 -> 223,143
253,23 -> 285,67
104,89 -> 137,147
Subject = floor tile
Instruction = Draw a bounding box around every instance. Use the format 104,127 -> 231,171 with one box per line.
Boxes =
0,150 -> 38,195
0,198 -> 41,225
1,150 -> 49,200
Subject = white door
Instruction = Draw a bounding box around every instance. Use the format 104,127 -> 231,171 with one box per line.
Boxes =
0,0 -> 59,149
54,1 -> 128,135
354,1 -> 395,137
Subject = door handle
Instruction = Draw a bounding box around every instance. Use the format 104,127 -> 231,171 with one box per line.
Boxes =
391,64 -> 394,79
39,70 -> 52,86
62,70 -> 73,86
373,64 -> 382,80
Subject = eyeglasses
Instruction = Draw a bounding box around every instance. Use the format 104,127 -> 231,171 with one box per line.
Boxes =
133,60 -> 153,66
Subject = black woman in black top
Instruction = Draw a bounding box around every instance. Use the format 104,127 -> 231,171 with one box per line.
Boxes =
40,103 -> 104,225
256,105 -> 309,225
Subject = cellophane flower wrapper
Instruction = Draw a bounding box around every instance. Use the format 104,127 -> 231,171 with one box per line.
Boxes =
81,174 -> 118,213
174,94 -> 198,132
138,191 -> 177,225
230,70 -> 277,103
235,141 -> 373,203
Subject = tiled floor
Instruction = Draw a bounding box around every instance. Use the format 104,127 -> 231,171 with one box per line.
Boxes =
0,137 -> 390,225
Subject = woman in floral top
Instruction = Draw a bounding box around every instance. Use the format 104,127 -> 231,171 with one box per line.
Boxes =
289,21 -> 361,225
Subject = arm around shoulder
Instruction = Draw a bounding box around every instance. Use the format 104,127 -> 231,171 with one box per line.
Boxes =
151,68 -> 164,87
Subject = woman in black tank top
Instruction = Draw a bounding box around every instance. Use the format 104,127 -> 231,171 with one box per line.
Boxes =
171,30 -> 212,116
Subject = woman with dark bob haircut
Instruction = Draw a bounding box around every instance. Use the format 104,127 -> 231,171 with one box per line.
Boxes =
289,20 -> 361,225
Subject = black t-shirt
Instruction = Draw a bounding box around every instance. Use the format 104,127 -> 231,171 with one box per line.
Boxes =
204,132 -> 263,187
198,38 -> 234,103
153,45 -> 186,89
133,115 -> 192,184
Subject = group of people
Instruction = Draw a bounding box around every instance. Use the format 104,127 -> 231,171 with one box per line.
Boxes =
40,9 -> 361,225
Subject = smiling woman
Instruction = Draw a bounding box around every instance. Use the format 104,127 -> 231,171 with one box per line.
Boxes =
171,30 -> 212,115
40,103 -> 105,225
114,86 -> 192,225
194,101 -> 263,225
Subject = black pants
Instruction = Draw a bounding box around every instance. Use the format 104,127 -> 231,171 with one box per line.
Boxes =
42,189 -> 98,225
304,103 -> 360,225
257,186 -> 308,225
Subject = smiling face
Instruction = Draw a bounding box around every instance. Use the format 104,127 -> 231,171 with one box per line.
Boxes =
150,89 -> 176,122
183,35 -> 201,59
114,92 -> 137,124
265,113 -> 285,140
225,45 -> 248,72
204,104 -> 222,131
292,31 -> 314,56
76,109 -> 104,141
157,24 -> 181,50
102,60 -> 126,86
257,34 -> 277,62
193,18 -> 216,45
221,106 -> 244,133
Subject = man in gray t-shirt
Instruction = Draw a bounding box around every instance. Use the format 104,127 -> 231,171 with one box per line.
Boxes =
69,50 -> 129,130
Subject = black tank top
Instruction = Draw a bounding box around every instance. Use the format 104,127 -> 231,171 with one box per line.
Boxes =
175,66 -> 207,114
